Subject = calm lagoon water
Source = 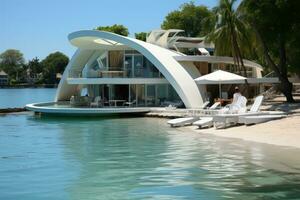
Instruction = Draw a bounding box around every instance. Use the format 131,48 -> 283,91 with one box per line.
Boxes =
1,89 -> 300,199
0,88 -> 56,108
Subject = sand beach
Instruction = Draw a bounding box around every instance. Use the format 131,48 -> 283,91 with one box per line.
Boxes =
186,95 -> 300,149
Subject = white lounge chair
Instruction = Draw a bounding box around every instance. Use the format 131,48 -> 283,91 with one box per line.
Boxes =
239,114 -> 286,125
213,95 -> 264,129
193,96 -> 250,129
210,102 -> 221,110
167,117 -> 198,127
90,96 -> 102,107
193,117 -> 213,128
198,102 -> 221,115
200,101 -> 210,109
168,101 -> 222,127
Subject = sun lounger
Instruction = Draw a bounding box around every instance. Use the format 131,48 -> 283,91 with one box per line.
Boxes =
209,102 -> 221,110
198,102 -> 221,115
200,101 -> 210,109
213,95 -> 264,129
239,115 -> 286,125
167,117 -> 198,127
193,117 -> 213,128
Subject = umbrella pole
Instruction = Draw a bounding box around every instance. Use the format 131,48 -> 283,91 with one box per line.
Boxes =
219,83 -> 222,99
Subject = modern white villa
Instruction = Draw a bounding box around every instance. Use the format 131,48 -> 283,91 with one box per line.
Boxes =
26,29 -> 275,115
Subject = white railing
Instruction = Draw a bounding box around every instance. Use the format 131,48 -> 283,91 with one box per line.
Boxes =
264,71 -> 277,78
68,68 -> 165,79
68,70 -> 82,78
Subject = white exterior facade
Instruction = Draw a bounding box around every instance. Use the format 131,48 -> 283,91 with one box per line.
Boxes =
55,30 -> 263,109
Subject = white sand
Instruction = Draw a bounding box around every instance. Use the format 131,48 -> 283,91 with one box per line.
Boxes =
187,115 -> 300,149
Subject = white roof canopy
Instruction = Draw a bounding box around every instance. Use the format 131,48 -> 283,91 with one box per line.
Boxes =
194,70 -> 247,84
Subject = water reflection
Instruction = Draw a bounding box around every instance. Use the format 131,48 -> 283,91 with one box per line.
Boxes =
0,114 -> 300,199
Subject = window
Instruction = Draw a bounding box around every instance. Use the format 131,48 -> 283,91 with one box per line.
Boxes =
124,55 -> 133,78
109,51 -> 124,71
146,85 -> 156,106
97,51 -> 108,69
91,60 -> 99,70
134,55 -> 143,77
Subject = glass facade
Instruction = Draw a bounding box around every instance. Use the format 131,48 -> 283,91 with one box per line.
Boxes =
81,49 -> 181,107
81,50 -> 164,79
86,84 -> 181,107
124,55 -> 133,78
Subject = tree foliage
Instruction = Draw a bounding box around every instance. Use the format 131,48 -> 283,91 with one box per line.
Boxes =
41,51 -> 69,84
95,24 -> 129,36
205,0 -> 255,78
135,32 -> 148,41
239,0 -> 300,102
161,2 -> 213,37
27,57 -> 43,75
0,49 -> 25,80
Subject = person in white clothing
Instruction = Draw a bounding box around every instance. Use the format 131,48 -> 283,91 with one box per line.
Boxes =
232,86 -> 242,105
227,86 -> 246,113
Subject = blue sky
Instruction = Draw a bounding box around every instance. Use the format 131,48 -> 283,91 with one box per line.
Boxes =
1,0 -> 218,61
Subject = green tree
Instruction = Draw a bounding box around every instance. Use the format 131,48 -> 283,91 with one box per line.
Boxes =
27,57 -> 43,74
0,49 -> 25,81
24,57 -> 43,83
41,52 -> 69,84
161,2 -> 213,37
135,32 -> 148,41
95,24 -> 129,36
240,0 -> 299,102
205,0 -> 255,78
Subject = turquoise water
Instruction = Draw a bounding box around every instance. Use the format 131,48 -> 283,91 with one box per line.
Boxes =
0,88 -> 56,108
1,89 -> 300,199
1,114 -> 300,199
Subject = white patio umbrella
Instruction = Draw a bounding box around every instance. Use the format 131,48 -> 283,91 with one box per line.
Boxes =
194,70 -> 247,99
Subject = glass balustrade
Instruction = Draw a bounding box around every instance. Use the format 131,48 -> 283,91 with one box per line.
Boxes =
68,51 -> 165,79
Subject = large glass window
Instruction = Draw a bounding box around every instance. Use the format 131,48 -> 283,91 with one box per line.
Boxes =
157,85 -> 168,106
146,85 -> 156,106
123,51 -> 163,78
124,55 -> 133,78
129,85 -> 136,103
109,51 -> 124,71
134,55 -> 143,77
136,85 -> 145,106
97,51 -> 108,69
167,85 -> 181,101
144,58 -> 159,78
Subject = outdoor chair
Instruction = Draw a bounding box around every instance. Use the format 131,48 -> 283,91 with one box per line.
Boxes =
90,96 -> 102,107
213,95 -> 264,129
123,100 -> 136,107
192,97 -> 247,129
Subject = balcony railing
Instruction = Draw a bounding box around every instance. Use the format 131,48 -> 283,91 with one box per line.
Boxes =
68,68 -> 164,79
68,70 -> 83,78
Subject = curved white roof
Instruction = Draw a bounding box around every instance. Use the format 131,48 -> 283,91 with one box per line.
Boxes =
174,56 -> 263,70
56,30 -> 204,108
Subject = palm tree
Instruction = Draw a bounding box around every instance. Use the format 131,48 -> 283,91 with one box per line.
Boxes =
205,0 -> 255,77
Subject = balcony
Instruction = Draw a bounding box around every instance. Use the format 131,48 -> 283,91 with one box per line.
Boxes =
68,67 -> 164,79
69,68 -> 125,78
67,68 -> 168,85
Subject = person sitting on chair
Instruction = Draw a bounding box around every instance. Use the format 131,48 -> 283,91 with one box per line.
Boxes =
232,86 -> 242,105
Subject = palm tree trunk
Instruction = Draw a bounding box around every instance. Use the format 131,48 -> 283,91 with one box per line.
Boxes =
231,25 -> 250,97
252,24 -> 295,102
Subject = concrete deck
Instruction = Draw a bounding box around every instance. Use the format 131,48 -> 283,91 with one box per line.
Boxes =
25,102 -> 150,116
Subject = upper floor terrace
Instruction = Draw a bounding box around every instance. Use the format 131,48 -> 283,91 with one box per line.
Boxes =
68,50 -> 165,79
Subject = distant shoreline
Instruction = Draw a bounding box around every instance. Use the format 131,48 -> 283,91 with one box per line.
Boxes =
0,84 -> 58,89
